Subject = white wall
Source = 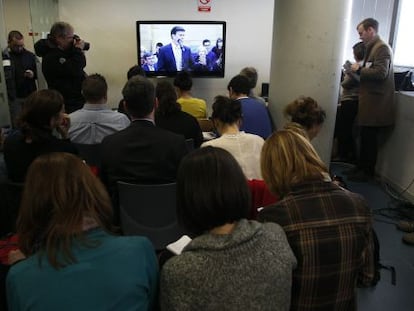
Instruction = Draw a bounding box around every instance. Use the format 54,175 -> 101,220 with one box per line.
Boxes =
377,93 -> 414,200
58,0 -> 275,111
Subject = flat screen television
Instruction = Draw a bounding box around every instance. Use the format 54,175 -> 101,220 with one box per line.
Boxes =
136,20 -> 226,78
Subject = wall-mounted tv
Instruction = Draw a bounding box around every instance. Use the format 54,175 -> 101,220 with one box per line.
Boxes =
136,20 -> 226,78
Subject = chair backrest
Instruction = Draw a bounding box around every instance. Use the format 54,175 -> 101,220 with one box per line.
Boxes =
0,181 -> 24,236
74,143 -> 102,167
197,118 -> 214,132
117,181 -> 185,250
247,179 -> 278,220
185,138 -> 194,152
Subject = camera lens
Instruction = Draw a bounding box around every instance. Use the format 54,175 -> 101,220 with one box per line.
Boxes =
73,34 -> 90,51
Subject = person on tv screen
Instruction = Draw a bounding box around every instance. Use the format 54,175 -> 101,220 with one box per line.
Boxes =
141,52 -> 158,72
202,39 -> 211,51
153,42 -> 163,63
193,45 -> 209,72
154,42 -> 163,57
207,38 -> 223,71
157,26 -> 194,72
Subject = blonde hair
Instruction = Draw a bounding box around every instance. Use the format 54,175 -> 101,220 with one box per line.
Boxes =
17,152 -> 116,268
283,122 -> 309,139
261,130 -> 328,197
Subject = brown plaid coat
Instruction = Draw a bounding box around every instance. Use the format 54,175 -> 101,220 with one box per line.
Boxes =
258,180 -> 375,311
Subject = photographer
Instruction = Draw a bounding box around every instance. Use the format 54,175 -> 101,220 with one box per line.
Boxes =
34,21 -> 89,113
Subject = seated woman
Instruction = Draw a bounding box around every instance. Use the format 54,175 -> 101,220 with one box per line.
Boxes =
202,95 -> 264,179
3,89 -> 77,182
284,96 -> 326,140
173,71 -> 207,119
258,130 -> 377,311
207,38 -> 223,71
160,146 -> 296,310
155,80 -> 203,148
6,152 -> 158,310
283,96 -> 346,188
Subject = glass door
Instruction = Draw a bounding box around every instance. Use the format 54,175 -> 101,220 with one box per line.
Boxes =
29,0 -> 59,43
29,0 -> 59,90
0,0 -> 10,127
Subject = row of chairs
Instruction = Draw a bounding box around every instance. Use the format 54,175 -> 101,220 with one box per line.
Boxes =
73,118 -> 214,170
1,123 -> 265,250
1,180 -> 275,252
0,122 -> 203,255
74,138 -> 195,171
117,179 -> 277,250
1,144 -> 103,237
71,125 -> 210,248
0,179 -> 182,251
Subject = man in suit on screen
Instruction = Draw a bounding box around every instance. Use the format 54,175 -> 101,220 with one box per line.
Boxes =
141,53 -> 158,72
157,26 -> 194,72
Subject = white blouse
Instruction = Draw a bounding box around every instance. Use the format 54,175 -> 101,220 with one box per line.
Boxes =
201,131 -> 264,179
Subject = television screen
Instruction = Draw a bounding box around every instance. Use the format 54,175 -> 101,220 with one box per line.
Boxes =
136,20 -> 226,78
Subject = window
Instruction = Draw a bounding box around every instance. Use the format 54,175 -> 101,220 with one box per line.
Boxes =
393,0 -> 414,67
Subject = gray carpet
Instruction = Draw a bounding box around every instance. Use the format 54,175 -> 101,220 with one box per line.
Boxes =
331,162 -> 414,311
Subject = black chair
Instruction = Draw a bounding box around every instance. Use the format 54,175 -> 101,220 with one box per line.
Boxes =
394,70 -> 414,91
185,138 -> 194,152
1,263 -> 10,311
261,82 -> 269,101
197,118 -> 214,132
73,143 -> 102,167
117,181 -> 185,250
0,181 -> 24,236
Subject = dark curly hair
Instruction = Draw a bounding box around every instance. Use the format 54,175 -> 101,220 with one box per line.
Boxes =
18,89 -> 64,143
211,95 -> 242,125
284,96 -> 326,130
155,80 -> 181,116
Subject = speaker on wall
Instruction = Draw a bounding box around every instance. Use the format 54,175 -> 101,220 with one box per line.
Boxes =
261,83 -> 269,101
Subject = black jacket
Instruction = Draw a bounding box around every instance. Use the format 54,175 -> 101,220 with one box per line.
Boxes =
100,120 -> 188,201
2,47 -> 37,100
34,38 -> 86,113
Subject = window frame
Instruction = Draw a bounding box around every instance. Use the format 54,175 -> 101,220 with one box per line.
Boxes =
390,0 -> 414,68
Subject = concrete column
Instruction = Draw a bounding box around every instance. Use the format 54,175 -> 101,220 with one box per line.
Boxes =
268,0 -> 352,165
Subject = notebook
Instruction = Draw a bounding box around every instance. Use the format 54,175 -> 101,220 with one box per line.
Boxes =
166,235 -> 192,255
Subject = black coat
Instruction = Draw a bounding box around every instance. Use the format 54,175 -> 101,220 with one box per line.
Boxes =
2,48 -> 37,100
100,120 -> 188,199
34,39 -> 86,113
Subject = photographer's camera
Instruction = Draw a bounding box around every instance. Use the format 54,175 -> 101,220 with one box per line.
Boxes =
73,34 -> 90,51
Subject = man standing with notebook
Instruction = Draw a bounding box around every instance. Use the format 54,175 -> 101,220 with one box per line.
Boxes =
347,18 -> 395,182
